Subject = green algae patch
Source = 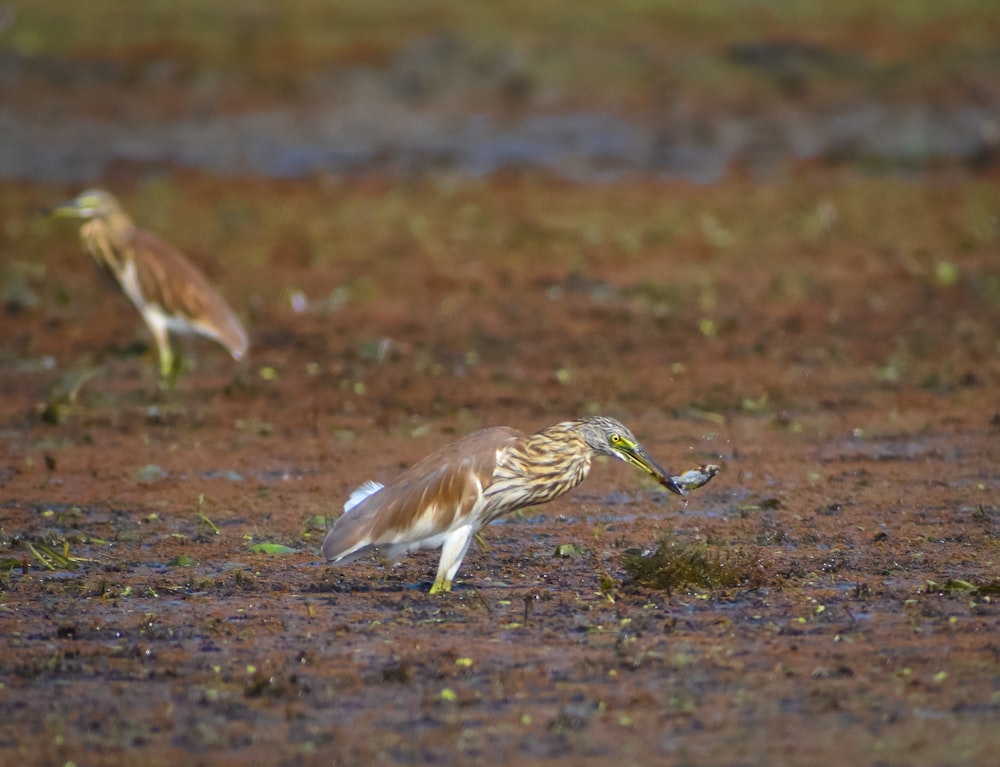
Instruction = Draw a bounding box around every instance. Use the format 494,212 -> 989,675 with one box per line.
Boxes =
622,534 -> 767,594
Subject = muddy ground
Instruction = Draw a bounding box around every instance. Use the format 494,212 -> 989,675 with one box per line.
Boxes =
2,172 -> 998,766
2,4 -> 1000,767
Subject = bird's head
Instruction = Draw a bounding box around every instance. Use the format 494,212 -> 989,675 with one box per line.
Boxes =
576,416 -> 686,498
49,189 -> 120,220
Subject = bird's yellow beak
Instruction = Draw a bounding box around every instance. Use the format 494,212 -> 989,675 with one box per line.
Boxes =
47,190 -> 110,219
615,440 -> 686,497
48,199 -> 90,219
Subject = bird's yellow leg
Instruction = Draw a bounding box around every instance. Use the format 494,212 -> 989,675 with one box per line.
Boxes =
146,319 -> 182,388
168,348 -> 184,388
474,533 -> 489,552
429,526 -> 474,595
147,320 -> 174,379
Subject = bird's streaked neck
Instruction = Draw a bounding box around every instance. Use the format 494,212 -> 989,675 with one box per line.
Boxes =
80,209 -> 135,269
90,207 -> 134,240
486,423 -> 593,514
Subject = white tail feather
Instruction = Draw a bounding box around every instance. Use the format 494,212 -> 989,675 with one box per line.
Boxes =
343,480 -> 384,513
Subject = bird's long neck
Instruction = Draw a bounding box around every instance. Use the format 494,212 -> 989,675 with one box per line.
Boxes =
80,209 -> 135,274
484,423 -> 593,519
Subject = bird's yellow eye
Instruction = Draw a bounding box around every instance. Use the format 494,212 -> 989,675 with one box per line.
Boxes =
610,433 -> 622,444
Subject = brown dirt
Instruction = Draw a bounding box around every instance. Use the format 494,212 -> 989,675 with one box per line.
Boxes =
2,171 -> 998,766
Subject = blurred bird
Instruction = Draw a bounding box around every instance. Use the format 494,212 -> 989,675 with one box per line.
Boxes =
323,416 -> 687,594
50,189 -> 248,382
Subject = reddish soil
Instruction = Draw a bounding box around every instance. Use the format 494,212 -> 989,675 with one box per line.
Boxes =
1,173 -> 998,766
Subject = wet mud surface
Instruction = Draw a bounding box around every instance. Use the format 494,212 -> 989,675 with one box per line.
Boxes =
2,173 -> 999,766
2,5 -> 1000,765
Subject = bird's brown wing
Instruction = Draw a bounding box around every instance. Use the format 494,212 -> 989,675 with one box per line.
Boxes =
322,427 -> 523,563
129,228 -> 248,358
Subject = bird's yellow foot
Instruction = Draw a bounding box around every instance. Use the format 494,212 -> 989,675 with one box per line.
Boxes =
429,578 -> 452,595
158,349 -> 185,390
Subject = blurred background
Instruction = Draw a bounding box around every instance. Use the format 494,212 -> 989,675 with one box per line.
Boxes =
3,0 -> 998,183
2,0 -> 999,428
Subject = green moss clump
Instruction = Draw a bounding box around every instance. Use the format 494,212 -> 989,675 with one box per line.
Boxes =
622,534 -> 766,593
